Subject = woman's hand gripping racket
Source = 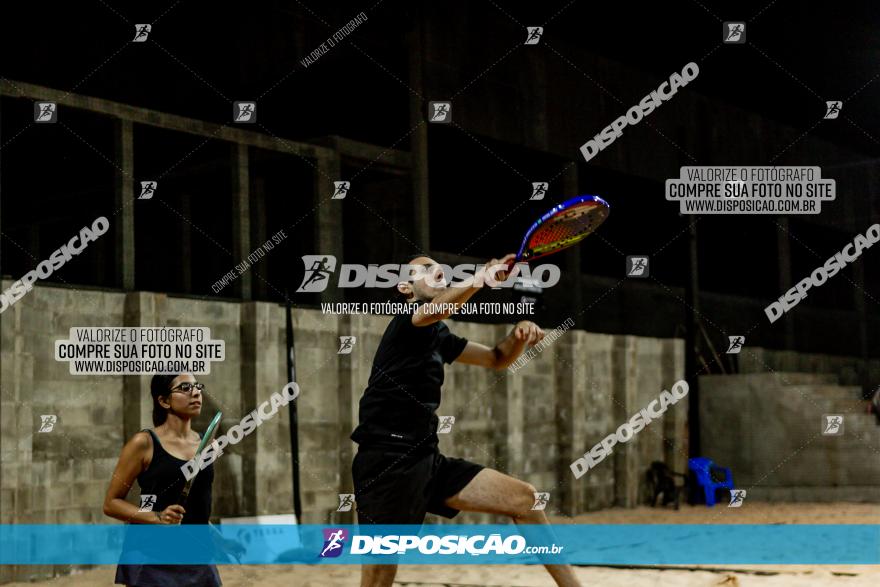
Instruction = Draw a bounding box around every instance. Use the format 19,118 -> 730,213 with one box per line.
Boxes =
178,410 -> 223,508
509,195 -> 610,268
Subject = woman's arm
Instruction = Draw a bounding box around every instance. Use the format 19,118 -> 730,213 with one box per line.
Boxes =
102,431 -> 183,524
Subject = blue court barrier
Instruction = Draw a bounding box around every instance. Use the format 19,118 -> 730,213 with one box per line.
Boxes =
0,524 -> 877,565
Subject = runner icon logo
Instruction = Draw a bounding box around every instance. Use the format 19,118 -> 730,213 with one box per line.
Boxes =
139,181 -> 157,200
133,24 -> 151,42
525,27 -> 543,45
723,22 -> 745,43
822,414 -> 844,435
531,492 -> 550,510
437,416 -> 455,434
35,102 -> 57,123
38,415 -> 57,433
531,182 -> 548,200
332,181 -> 350,199
728,489 -> 746,507
824,101 -> 842,119
138,494 -> 157,512
320,528 -> 348,558
297,255 -> 337,292
233,102 -> 256,123
726,336 -> 745,354
338,336 -> 356,354
626,256 -> 649,277
337,494 -> 355,512
429,101 -> 451,123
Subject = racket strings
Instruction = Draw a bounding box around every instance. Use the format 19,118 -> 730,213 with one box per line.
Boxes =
533,220 -> 595,243
529,207 -> 605,248
517,195 -> 610,261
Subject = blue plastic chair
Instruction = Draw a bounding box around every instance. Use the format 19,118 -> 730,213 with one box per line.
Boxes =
688,457 -> 734,507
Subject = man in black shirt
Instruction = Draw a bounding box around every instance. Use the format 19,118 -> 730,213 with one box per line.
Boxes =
352,255 -> 582,587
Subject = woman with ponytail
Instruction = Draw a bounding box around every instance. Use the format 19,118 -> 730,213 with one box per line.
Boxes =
102,373 -> 221,586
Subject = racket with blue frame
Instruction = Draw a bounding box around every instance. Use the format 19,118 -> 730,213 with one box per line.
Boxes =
514,195 -> 610,264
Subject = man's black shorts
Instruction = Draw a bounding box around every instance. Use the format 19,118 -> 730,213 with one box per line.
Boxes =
352,446 -> 484,524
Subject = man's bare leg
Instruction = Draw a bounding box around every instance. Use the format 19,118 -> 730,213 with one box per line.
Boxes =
361,563 -> 397,587
444,468 -> 582,587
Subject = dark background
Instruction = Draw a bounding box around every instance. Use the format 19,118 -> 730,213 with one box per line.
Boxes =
1,0 -> 878,361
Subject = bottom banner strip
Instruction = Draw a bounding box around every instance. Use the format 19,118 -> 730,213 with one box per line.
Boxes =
0,524 -> 877,565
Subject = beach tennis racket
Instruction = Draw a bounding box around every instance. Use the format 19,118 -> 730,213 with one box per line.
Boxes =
513,195 -> 610,264
179,410 -> 223,506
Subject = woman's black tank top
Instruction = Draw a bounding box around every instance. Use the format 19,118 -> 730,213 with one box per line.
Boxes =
115,429 -> 221,587
139,428 -> 214,523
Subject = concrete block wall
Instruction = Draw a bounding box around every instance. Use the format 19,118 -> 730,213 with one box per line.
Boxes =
699,372 -> 880,502
1,283 -> 689,581
1,285 -> 128,584
629,337 -> 688,505
287,307 -> 342,523
739,346 -> 880,390
556,330 -> 617,513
